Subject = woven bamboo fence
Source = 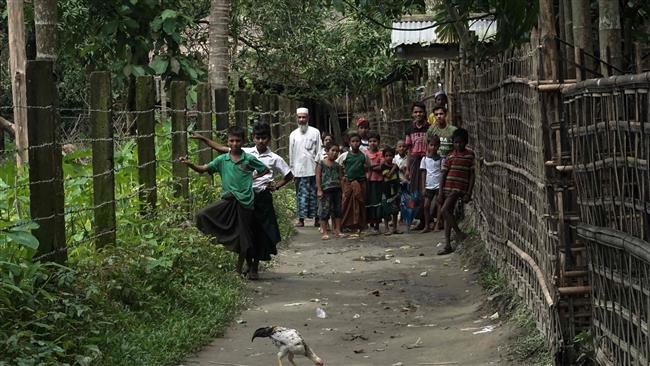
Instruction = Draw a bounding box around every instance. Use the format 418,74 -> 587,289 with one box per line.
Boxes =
564,73 -> 650,366
454,44 -> 591,359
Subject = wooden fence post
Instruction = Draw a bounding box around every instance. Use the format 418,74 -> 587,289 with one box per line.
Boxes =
90,71 -> 116,249
260,93 -> 271,125
269,94 -> 280,151
214,87 -> 229,131
135,76 -> 157,215
26,60 -> 66,262
235,90 -> 249,131
171,81 -> 189,200
197,83 -> 213,171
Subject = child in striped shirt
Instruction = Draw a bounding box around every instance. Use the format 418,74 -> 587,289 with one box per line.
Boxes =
436,128 -> 475,255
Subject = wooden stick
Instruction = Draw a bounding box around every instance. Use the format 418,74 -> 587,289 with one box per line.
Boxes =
208,362 -> 250,366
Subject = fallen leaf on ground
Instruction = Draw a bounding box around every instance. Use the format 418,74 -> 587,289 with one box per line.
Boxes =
283,302 -> 304,307
402,337 -> 423,349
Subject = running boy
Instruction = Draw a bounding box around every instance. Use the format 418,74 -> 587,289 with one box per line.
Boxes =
419,136 -> 443,233
382,146 -> 401,235
316,142 -> 344,239
437,128 -> 475,255
190,122 -> 292,279
340,134 -> 370,235
181,126 -> 270,276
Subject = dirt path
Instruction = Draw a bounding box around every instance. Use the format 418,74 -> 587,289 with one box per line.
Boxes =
183,223 -> 516,366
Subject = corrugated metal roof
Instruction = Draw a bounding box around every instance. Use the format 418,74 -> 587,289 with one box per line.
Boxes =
469,19 -> 498,41
390,17 -> 498,48
390,21 -> 439,48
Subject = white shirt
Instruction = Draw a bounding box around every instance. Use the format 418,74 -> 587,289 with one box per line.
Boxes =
393,154 -> 408,182
244,147 -> 291,193
419,155 -> 443,190
289,126 -> 322,178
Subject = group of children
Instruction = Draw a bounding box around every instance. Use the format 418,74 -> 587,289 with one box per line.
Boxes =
180,100 -> 475,280
314,105 -> 475,256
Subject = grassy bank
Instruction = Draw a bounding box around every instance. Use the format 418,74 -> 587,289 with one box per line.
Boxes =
458,222 -> 553,366
1,188 -> 295,366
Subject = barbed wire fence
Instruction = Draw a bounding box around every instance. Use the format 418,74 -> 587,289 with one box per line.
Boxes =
0,60 -> 304,264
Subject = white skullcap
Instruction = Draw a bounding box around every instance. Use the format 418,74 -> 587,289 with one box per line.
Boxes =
296,107 -> 309,114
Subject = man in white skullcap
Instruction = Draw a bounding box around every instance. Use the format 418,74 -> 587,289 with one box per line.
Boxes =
289,107 -> 322,227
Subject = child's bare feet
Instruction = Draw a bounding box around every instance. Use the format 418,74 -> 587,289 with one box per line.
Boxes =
420,227 -> 432,234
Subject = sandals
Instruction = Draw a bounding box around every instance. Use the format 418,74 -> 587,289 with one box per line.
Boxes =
321,234 -> 330,240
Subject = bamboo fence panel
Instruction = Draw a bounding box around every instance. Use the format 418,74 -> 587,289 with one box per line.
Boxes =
456,44 -> 566,355
564,73 -> 650,366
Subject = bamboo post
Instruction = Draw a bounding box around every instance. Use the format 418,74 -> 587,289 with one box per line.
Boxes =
235,90 -> 249,130
7,0 -> 29,166
26,60 -> 66,262
135,76 -> 157,215
260,93 -> 271,125
250,92 -> 261,123
90,71 -> 116,249
214,87 -> 229,131
634,42 -> 642,74
278,96 -> 292,158
171,81 -> 189,200
269,94 -> 280,151
196,83 -> 213,170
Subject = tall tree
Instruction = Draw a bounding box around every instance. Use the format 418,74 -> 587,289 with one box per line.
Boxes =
6,0 -> 29,166
34,0 -> 58,61
571,0 -> 595,78
598,0 -> 623,75
208,0 -> 230,89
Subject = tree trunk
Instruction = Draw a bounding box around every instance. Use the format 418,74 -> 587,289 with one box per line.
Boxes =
7,0 -> 29,166
560,0 -> 575,78
208,0 -> 230,89
598,0 -> 623,76
538,0 -> 559,80
33,0 -> 58,61
571,0 -> 595,77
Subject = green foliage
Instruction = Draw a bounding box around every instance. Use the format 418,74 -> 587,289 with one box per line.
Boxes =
231,0 -> 420,99
429,0 -> 538,57
0,120 -> 295,365
82,0 -> 205,90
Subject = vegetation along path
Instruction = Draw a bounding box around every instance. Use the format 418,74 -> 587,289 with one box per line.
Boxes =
183,223 -> 518,366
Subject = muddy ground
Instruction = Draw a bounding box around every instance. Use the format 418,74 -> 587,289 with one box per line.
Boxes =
182,222 -> 520,366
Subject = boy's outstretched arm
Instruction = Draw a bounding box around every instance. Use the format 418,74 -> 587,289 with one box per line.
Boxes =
253,168 -> 270,180
271,172 -> 294,191
179,156 -> 209,174
190,132 -> 229,153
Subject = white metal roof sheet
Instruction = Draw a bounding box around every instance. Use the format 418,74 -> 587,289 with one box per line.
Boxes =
390,21 -> 438,48
390,18 -> 498,48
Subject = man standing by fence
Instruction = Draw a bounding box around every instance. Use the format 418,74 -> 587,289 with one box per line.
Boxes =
289,107 -> 322,227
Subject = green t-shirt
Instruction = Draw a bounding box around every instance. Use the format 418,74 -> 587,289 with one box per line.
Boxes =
426,123 -> 457,158
207,151 -> 267,209
343,151 -> 367,182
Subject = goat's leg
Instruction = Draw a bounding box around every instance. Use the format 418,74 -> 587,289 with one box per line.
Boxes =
288,353 -> 298,366
277,348 -> 288,366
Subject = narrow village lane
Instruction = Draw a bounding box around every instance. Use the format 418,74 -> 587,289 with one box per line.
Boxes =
184,223 -> 517,366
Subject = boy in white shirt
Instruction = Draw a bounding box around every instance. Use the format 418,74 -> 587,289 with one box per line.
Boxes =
419,136 -> 443,233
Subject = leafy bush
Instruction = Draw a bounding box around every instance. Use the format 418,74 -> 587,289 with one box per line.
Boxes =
0,120 -> 295,365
